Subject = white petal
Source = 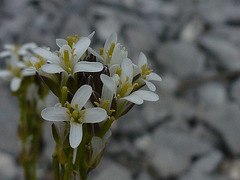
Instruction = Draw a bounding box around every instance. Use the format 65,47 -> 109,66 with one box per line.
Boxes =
83,107 -> 107,123
74,37 -> 91,60
121,94 -> 143,105
144,80 -> 156,91
88,31 -> 95,39
84,100 -> 94,109
104,32 -> 117,52
41,107 -> 69,121
88,47 -> 104,62
147,72 -> 162,81
74,61 -> 103,73
110,43 -> 128,66
3,44 -> 14,51
100,74 -> 117,93
101,85 -> 114,103
133,90 -> 159,102
33,48 -> 60,64
41,64 -> 65,74
0,70 -> 13,80
30,57 -> 40,66
20,42 -> 37,50
56,39 -> 68,48
60,44 -> 71,56
109,64 -> 120,77
121,58 -> 133,83
133,64 -> 142,77
71,85 -> 92,110
0,51 -> 11,58
10,77 -> 22,91
22,69 -> 36,76
138,52 -> 148,68
70,122 -> 83,148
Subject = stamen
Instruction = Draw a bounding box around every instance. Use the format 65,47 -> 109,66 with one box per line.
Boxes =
116,67 -> 121,76
70,117 -> 74,122
100,48 -> 104,56
75,104 -> 78,109
72,110 -> 78,119
66,102 -> 71,108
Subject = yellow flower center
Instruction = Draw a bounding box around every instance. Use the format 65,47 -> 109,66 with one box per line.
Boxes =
66,102 -> 86,124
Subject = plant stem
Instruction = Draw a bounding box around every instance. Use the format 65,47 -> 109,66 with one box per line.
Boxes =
52,153 -> 60,180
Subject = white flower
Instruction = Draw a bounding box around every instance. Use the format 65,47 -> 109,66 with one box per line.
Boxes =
134,52 -> 162,91
0,43 -> 37,91
88,33 -> 128,67
100,58 -> 159,105
41,85 -> 108,148
34,36 -> 103,76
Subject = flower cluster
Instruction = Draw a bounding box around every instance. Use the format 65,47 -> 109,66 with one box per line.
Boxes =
36,32 -> 161,149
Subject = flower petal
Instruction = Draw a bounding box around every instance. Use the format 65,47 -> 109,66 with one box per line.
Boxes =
33,48 -> 60,64
104,33 -> 117,52
88,47 -> 104,62
121,94 -> 143,105
22,69 -> 36,77
71,85 -> 92,110
70,122 -> 83,148
0,51 -> 11,58
144,80 -> 156,91
0,70 -> 13,80
88,31 -> 95,39
83,107 -> 107,123
41,64 -> 65,74
110,43 -> 128,66
138,52 -> 148,68
100,74 -> 117,93
121,58 -> 133,83
101,85 -> 114,103
10,77 -> 22,91
109,64 -> 120,77
133,90 -> 159,102
41,107 -> 69,121
74,37 -> 91,60
56,39 -> 68,48
74,61 -> 103,73
147,72 -> 162,81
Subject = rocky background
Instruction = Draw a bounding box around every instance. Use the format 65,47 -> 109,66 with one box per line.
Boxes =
1,0 -> 240,179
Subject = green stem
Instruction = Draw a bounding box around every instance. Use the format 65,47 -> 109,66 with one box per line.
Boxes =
52,153 -> 60,180
99,118 -> 114,138
63,148 -> 74,180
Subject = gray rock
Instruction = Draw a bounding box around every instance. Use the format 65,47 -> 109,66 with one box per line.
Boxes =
158,41 -> 205,78
146,127 -> 212,178
181,172 -> 226,180
137,171 -> 153,180
0,151 -> 18,180
199,35 -> 240,71
150,146 -> 191,178
89,158 -> 132,180
197,82 -> 227,107
230,78 -> 240,104
197,0 -> 240,25
191,150 -> 223,173
197,103 -> 240,155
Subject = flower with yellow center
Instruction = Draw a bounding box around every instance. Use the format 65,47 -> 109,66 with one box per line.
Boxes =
100,58 -> 159,105
88,33 -> 128,67
33,36 -> 103,76
41,85 -> 107,148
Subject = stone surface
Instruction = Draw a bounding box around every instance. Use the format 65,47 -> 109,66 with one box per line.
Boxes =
89,159 -> 132,180
0,151 -> 18,180
197,82 -> 227,107
197,103 -> 240,155
158,41 -> 205,78
199,35 -> 240,71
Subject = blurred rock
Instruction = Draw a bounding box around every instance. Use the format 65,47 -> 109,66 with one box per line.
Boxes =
89,158 -> 132,180
158,41 -> 205,78
197,103 -> 240,155
199,35 -> 240,71
0,151 -> 18,180
230,77 -> 240,104
197,82 -> 227,107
